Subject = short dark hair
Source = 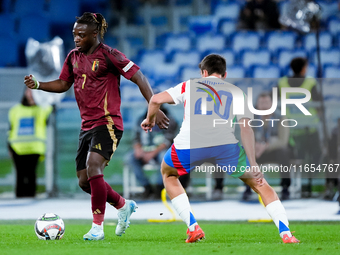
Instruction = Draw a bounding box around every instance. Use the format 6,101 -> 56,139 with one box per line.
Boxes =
290,57 -> 308,75
198,54 -> 226,77
76,12 -> 108,39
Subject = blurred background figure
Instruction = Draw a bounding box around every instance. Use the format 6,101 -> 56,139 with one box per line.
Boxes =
125,106 -> 179,199
278,57 -> 321,197
243,92 -> 291,201
7,88 -> 52,198
239,0 -> 281,30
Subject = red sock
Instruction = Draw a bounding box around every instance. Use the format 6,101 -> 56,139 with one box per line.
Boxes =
105,182 -> 125,209
88,174 -> 107,225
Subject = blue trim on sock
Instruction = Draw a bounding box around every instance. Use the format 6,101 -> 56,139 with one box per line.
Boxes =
279,220 -> 290,233
189,212 -> 197,226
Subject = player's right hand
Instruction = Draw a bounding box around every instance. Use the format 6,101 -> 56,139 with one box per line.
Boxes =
141,118 -> 155,133
24,74 -> 40,89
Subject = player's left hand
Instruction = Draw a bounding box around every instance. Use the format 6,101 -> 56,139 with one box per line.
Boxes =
156,109 -> 170,129
251,164 -> 264,186
141,118 -> 155,133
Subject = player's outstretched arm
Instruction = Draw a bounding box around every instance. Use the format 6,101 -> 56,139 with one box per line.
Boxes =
141,92 -> 174,133
24,75 -> 72,93
239,118 -> 264,185
131,70 -> 169,129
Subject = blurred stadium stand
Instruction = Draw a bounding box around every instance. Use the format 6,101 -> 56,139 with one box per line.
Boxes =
1,0 -> 340,197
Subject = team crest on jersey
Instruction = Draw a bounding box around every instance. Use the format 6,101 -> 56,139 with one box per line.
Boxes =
73,61 -> 78,68
92,60 -> 99,72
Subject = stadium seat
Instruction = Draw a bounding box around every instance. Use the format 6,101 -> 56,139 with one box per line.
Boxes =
171,50 -> 200,67
153,63 -> 180,83
231,32 -> 261,53
226,65 -> 245,78
49,0 -> 80,25
196,34 -> 226,52
18,14 -> 50,44
139,50 -> 166,75
104,36 -> 118,49
0,36 -> 18,67
318,1 -> 339,21
252,65 -> 281,78
120,82 -> 144,103
151,16 -> 168,27
327,17 -> 340,36
180,66 -> 200,81
328,17 -> 340,35
323,65 -> 340,78
214,2 -> 241,20
277,0 -> 289,16
164,33 -> 192,53
266,31 -> 297,53
306,63 -> 317,77
188,15 -> 216,34
217,19 -> 237,36
302,32 -> 333,51
277,50 -> 308,69
312,48 -> 340,66
13,0 -> 47,16
215,50 -> 235,67
241,50 -> 271,69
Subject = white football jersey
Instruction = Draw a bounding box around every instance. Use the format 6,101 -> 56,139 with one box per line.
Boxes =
166,76 -> 253,149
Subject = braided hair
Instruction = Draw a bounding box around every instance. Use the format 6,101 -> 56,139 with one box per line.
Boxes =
76,12 -> 108,40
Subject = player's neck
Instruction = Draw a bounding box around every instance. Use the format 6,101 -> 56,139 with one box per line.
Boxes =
85,41 -> 101,55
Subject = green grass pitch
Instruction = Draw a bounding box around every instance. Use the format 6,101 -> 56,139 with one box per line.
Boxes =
0,220 -> 339,255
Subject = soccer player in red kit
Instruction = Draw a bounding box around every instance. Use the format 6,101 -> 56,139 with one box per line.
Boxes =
24,12 -> 169,240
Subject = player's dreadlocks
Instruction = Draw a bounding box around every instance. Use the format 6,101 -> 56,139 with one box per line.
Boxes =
76,12 -> 108,40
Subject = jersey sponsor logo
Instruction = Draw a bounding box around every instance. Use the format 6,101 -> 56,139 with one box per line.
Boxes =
73,61 -> 78,69
122,61 -> 134,72
92,60 -> 99,72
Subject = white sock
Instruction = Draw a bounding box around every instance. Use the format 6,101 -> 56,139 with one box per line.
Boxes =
92,222 -> 103,230
118,199 -> 127,211
266,200 -> 292,238
171,193 -> 198,231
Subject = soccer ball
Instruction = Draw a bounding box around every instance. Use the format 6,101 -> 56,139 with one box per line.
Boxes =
34,213 -> 65,240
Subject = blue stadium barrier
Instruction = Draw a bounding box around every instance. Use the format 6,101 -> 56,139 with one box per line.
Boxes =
13,0 -> 47,16
49,0 -> 80,25
0,35 -> 18,67
18,13 -> 50,44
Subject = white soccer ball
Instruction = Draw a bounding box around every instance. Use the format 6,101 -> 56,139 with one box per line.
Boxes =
34,213 -> 65,240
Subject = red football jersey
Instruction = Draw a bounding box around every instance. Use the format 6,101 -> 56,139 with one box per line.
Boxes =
59,43 -> 140,131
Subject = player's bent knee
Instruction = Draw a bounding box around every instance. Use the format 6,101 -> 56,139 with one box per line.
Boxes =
78,179 -> 91,193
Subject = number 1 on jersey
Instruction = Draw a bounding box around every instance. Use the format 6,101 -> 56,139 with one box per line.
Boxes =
82,74 -> 86,89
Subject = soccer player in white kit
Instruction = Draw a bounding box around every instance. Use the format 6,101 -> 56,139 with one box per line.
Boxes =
141,54 -> 299,244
